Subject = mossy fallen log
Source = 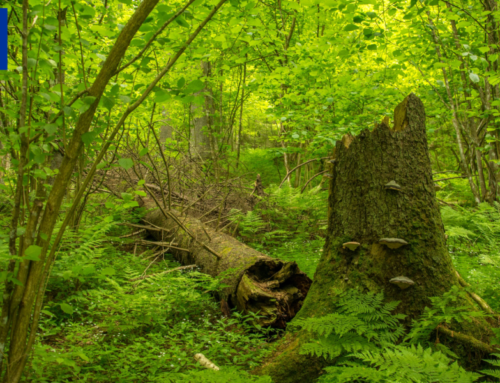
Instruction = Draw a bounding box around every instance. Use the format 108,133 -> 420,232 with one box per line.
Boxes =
144,206 -> 312,328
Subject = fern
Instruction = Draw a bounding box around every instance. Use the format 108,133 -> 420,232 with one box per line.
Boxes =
320,344 -> 482,383
405,286 -> 488,345
481,353 -> 500,380
294,290 -> 406,359
297,289 -> 488,383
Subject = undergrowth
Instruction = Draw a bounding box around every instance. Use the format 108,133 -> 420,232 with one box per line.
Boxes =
294,289 -> 499,383
229,185 -> 328,278
0,199 -> 274,382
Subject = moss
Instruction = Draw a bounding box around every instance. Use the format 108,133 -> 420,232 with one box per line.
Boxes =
253,332 -> 327,383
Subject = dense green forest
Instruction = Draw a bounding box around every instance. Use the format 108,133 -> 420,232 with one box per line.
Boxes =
1,0 -> 500,380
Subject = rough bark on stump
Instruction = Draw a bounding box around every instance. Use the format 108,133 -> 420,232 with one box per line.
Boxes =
144,207 -> 312,328
255,94 -> 495,382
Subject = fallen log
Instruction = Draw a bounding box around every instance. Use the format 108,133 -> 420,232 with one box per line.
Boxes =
144,204 -> 312,328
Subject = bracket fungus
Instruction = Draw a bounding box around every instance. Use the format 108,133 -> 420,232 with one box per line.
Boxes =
324,173 -> 334,178
343,241 -> 361,251
385,180 -> 402,191
328,159 -> 336,164
379,238 -> 408,249
389,276 -> 415,290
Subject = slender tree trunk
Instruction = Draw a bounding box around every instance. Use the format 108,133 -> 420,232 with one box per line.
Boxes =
190,61 -> 215,161
255,94 -> 495,382
236,61 -> 246,168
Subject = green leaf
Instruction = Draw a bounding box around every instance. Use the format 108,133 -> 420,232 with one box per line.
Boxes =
139,147 -> 149,156
44,124 -> 58,135
60,303 -> 74,315
82,131 -> 97,146
177,77 -> 186,88
367,44 -> 377,50
118,158 -> 134,170
469,72 -> 480,83
344,24 -> 359,31
101,96 -> 115,111
118,95 -> 131,103
101,267 -> 116,276
185,79 -> 205,94
175,16 -> 189,28
25,245 -> 42,261
154,91 -> 171,103
63,106 -> 75,117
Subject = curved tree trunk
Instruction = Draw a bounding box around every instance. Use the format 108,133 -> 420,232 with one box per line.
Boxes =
144,206 -> 312,328
255,94 -> 495,382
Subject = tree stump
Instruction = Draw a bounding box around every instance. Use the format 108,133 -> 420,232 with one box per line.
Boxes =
255,94 -> 495,382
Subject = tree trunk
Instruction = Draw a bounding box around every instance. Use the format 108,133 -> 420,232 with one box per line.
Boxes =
255,94 -> 495,382
190,61 -> 215,161
144,206 -> 312,328
160,107 -> 173,150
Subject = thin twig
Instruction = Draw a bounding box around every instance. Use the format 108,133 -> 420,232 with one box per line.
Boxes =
279,157 -> 329,188
144,184 -> 222,259
130,265 -> 197,282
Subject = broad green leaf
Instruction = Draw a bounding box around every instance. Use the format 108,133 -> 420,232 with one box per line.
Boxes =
82,131 -> 98,146
469,72 -> 480,83
60,303 -> 74,315
25,245 -> 42,261
154,91 -> 171,103
185,79 -> 205,94
101,96 -> 115,111
175,16 -> 189,28
139,147 -> 149,156
118,158 -> 134,170
344,24 -> 359,31
118,95 -> 131,103
44,124 -> 58,135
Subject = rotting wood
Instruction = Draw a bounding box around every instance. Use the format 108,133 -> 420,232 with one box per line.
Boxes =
143,202 -> 312,328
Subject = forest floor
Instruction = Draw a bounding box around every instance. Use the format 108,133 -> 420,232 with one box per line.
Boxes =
1,151 -> 500,382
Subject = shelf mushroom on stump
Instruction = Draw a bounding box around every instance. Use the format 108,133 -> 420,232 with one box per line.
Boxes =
385,180 -> 402,191
342,242 -> 360,251
390,276 -> 415,290
379,238 -> 408,249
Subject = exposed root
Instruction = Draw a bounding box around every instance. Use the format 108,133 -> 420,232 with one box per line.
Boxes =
437,325 -> 499,354
456,271 -> 497,316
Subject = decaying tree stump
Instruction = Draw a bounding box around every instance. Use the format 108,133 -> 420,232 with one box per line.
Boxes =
144,205 -> 312,328
254,94 -> 496,382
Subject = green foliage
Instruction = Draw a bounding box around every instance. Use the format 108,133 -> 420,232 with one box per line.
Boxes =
166,366 -> 274,382
441,203 -> 500,311
481,354 -> 500,380
293,290 -> 405,360
229,184 -> 327,277
405,286 -> 488,345
295,288 -> 488,383
320,345 -> 482,383
10,202 -> 273,382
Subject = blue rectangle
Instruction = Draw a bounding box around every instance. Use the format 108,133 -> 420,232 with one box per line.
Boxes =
0,9 -> 7,70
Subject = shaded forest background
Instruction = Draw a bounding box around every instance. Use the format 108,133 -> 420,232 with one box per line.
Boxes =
1,0 -> 500,380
